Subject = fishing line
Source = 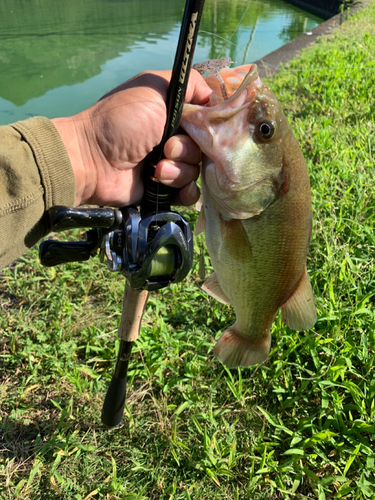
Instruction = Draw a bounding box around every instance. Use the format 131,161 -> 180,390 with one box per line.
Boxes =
217,0 -> 253,59
199,30 -> 237,46
242,18 -> 258,65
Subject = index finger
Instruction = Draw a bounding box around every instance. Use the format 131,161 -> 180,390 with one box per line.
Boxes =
185,69 -> 212,105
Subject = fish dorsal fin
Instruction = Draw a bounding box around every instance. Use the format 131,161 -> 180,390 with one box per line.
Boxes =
194,204 -> 206,236
202,272 -> 231,305
281,268 -> 317,331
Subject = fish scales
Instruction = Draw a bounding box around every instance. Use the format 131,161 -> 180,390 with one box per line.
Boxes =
181,62 -> 316,368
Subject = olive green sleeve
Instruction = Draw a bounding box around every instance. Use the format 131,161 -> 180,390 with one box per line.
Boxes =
0,117 -> 76,268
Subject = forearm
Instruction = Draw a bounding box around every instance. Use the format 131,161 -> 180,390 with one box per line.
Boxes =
0,117 -> 75,268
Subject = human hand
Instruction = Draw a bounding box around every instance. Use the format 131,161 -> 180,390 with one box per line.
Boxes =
51,70 -> 212,207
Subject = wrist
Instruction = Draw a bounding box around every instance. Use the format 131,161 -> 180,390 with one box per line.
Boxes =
51,114 -> 96,206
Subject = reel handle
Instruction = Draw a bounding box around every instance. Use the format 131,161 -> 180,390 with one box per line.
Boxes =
38,206 -> 122,267
39,240 -> 92,267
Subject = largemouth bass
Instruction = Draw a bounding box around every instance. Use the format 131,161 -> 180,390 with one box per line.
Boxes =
181,63 -> 316,368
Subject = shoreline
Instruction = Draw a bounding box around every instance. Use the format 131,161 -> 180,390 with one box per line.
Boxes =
254,1 -> 368,79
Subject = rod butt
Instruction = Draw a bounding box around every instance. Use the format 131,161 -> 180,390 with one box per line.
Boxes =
101,376 -> 128,428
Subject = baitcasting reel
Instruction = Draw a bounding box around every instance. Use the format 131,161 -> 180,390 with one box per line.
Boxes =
39,204 -> 193,292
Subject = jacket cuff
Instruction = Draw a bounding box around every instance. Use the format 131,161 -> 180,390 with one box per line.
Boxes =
11,117 -> 76,209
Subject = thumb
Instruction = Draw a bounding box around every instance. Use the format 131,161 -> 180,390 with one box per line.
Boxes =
185,69 -> 212,105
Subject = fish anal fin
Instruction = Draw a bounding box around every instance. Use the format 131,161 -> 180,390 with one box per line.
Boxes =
213,325 -> 271,368
195,205 -> 205,236
202,272 -> 231,305
281,268 -> 317,331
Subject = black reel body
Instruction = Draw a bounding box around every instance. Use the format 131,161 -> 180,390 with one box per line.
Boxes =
40,205 -> 193,291
117,206 -> 193,290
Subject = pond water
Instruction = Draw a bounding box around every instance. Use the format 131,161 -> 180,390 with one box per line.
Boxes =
0,0 -> 323,125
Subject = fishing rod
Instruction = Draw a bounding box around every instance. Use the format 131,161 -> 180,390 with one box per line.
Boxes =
39,0 -> 205,428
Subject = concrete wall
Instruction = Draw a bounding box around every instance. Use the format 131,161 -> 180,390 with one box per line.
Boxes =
285,0 -> 343,18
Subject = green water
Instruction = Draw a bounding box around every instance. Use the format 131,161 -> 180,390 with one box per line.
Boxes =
0,0 -> 323,125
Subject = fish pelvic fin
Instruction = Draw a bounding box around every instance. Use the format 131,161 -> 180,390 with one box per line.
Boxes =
281,268 -> 317,331
213,325 -> 271,368
202,272 -> 231,305
194,204 -> 205,236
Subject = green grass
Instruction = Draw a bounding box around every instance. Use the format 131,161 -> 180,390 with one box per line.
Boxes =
1,3 -> 375,499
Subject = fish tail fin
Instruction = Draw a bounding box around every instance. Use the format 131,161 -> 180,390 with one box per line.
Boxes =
213,325 -> 271,368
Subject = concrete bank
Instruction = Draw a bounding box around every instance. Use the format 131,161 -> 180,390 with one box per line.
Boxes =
285,0 -> 343,18
254,1 -> 368,79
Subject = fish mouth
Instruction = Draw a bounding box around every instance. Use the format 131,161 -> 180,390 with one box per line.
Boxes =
182,63 -> 269,220
223,64 -> 260,103
181,65 -> 262,153
205,65 -> 261,121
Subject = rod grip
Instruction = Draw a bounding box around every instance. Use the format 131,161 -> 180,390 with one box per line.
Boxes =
118,285 -> 149,342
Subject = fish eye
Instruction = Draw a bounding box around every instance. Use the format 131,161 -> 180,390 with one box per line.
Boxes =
257,121 -> 276,140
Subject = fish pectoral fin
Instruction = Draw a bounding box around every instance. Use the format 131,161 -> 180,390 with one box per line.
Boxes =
202,272 -> 231,305
195,196 -> 203,212
194,205 -> 206,236
281,268 -> 317,331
